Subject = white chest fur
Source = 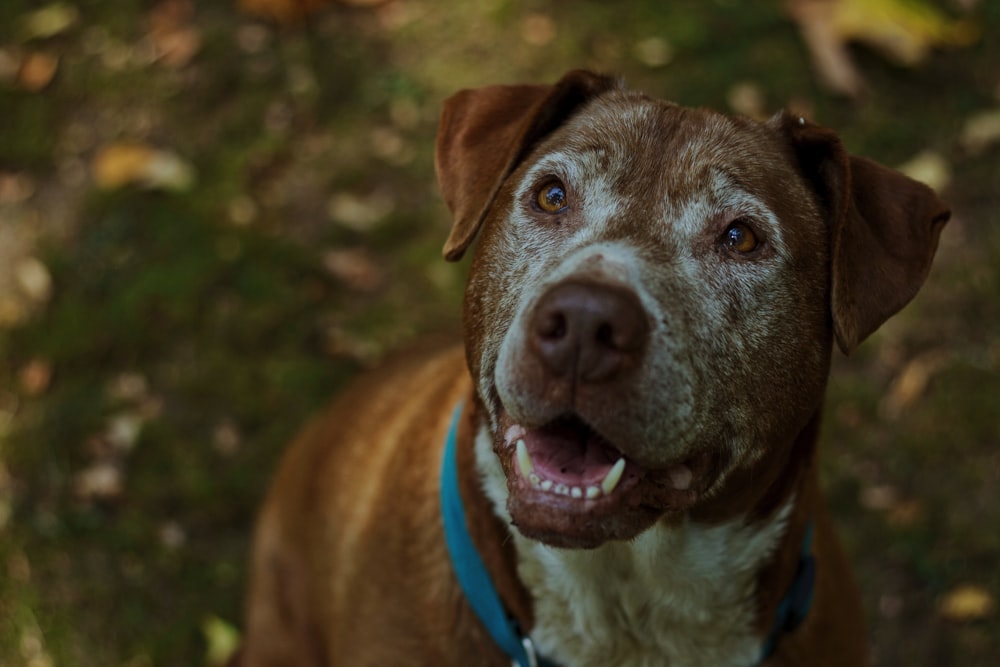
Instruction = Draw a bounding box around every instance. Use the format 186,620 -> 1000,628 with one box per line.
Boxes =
474,429 -> 791,667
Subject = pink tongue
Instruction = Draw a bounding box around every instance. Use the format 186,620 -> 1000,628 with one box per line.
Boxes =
523,423 -> 621,486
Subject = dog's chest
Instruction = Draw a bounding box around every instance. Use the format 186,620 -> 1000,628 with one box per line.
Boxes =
515,508 -> 791,667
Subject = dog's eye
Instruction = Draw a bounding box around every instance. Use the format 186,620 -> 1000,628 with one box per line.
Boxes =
536,180 -> 568,213
721,220 -> 759,254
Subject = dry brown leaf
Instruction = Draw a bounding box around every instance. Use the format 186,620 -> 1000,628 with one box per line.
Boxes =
323,248 -> 384,292
880,350 -> 949,420
940,584 -> 996,622
91,142 -> 195,191
17,51 -> 59,92
147,0 -> 201,69
521,13 -> 557,47
886,498 -> 924,528
18,359 -> 53,397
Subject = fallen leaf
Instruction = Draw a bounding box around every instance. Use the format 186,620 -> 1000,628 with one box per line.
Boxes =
886,498 -> 924,528
879,350 -> 949,420
323,248 -> 383,292
72,462 -> 123,502
213,419 -> 242,456
521,13 -> 557,47
727,82 -> 768,120
105,412 -> 144,452
859,484 -> 898,511
960,108 -> 1000,155
17,51 -> 59,92
17,3 -> 80,41
146,0 -> 202,69
18,359 -> 53,397
327,191 -> 394,232
787,0 -> 979,97
91,142 -> 196,191
940,584 -> 996,622
14,257 -> 53,305
107,373 -> 150,403
897,150 -> 951,193
634,37 -> 674,68
202,615 -> 241,666
158,521 -> 187,550
0,172 -> 36,203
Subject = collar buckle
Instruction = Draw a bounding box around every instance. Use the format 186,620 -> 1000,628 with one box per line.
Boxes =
513,636 -> 539,667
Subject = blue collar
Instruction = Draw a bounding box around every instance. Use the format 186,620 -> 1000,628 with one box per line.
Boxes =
441,403 -> 814,667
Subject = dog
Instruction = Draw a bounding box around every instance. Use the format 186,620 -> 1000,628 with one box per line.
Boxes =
233,70 -> 949,666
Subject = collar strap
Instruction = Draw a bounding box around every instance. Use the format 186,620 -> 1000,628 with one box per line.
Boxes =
442,403 -> 815,667
760,520 -> 816,660
441,403 -> 552,667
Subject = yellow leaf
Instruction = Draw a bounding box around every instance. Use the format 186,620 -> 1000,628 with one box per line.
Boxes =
202,615 -> 241,666
940,584 -> 996,622
91,143 -> 195,192
831,0 -> 979,66
18,3 -> 80,42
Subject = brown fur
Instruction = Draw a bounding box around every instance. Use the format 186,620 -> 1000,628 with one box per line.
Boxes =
234,71 -> 948,666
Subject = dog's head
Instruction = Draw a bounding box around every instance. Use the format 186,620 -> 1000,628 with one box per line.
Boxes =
436,71 -> 949,549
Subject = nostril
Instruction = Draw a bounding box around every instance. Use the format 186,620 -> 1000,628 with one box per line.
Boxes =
537,311 -> 568,340
595,322 -> 615,349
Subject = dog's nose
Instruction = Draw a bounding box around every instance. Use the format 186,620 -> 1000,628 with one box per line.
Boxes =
530,280 -> 649,383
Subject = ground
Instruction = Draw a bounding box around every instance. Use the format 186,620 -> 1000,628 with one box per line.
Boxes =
0,1 -> 997,665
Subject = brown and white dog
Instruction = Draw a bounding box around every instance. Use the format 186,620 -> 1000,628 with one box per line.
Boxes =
234,71 -> 949,666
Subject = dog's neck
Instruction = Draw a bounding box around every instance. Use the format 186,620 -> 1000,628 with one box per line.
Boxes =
457,399 -> 818,667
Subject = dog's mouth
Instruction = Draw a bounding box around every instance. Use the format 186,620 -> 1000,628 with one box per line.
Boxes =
496,410 -> 715,548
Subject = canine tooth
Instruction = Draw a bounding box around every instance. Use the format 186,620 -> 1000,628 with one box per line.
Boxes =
529,473 -> 541,487
571,487 -> 583,499
516,439 -> 534,478
540,480 -> 553,492
554,484 -> 569,496
586,486 -> 601,499
601,458 -> 626,495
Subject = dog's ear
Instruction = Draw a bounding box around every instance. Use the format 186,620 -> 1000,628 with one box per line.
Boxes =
776,113 -> 951,354
435,70 -> 620,261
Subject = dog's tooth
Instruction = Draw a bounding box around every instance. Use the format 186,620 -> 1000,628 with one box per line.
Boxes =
586,486 -> 601,499
554,484 -> 569,496
570,487 -> 583,499
601,458 -> 626,495
515,439 -> 534,478
529,473 -> 541,487
540,480 -> 553,492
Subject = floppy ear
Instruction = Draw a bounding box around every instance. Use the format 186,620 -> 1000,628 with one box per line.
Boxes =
435,70 -> 620,261
777,113 -> 951,354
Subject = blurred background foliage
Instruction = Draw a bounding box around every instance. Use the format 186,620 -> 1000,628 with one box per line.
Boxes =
0,0 -> 997,665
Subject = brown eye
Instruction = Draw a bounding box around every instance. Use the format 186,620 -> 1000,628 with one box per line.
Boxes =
536,180 -> 568,213
722,220 -> 759,254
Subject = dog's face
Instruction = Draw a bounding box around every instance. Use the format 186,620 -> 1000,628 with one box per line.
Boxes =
436,72 -> 948,549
